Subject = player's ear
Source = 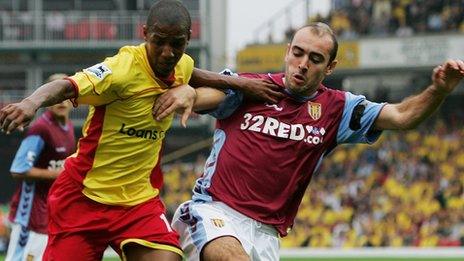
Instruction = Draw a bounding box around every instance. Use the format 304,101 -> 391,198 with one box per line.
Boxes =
325,60 -> 337,76
142,25 -> 148,41
284,43 -> 291,63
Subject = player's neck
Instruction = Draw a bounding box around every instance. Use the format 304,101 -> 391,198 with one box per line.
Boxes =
282,77 -> 318,101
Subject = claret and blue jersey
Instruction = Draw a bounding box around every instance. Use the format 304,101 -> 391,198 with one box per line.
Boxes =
192,72 -> 385,237
8,110 -> 75,234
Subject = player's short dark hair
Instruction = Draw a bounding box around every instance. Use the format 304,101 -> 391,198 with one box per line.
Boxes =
146,0 -> 191,36
291,22 -> 338,64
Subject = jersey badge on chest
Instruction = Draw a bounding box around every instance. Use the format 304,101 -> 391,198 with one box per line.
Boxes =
308,102 -> 322,120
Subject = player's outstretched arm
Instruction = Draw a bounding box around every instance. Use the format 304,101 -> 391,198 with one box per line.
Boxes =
153,84 -> 226,127
374,59 -> 464,131
0,80 -> 75,134
193,87 -> 227,111
11,167 -> 61,181
190,68 -> 285,104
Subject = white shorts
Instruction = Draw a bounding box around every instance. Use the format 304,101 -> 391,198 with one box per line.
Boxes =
5,223 -> 48,261
172,200 -> 280,261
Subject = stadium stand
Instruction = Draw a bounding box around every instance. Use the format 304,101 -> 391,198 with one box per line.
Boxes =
305,0 -> 464,40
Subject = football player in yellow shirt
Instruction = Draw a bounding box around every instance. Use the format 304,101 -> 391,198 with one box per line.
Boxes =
0,1 -> 283,260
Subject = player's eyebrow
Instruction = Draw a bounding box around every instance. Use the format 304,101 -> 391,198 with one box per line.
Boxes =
291,45 -> 305,53
150,31 -> 188,40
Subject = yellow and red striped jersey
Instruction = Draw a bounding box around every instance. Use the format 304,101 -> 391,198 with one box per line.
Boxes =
65,43 -> 193,206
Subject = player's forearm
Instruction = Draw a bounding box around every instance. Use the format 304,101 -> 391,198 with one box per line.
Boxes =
24,80 -> 76,110
193,87 -> 226,111
390,85 -> 446,129
190,68 -> 246,91
11,167 -> 61,181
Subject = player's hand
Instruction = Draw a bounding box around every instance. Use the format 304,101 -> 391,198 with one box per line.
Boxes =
431,59 -> 464,95
153,84 -> 197,128
241,78 -> 285,104
0,99 -> 38,134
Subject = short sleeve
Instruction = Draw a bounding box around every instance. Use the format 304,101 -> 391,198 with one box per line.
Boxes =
197,69 -> 243,119
68,52 -> 131,106
10,135 -> 45,174
206,89 -> 244,119
337,92 -> 386,144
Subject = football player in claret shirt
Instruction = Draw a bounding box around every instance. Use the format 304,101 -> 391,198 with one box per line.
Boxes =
0,1 -> 283,260
5,74 -> 75,261
156,23 -> 464,260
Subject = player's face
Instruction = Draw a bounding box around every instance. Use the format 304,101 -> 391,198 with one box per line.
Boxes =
284,28 -> 337,96
48,100 -> 72,119
144,23 -> 189,78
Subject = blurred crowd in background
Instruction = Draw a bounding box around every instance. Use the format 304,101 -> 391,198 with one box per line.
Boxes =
284,0 -> 464,41
325,0 -> 464,38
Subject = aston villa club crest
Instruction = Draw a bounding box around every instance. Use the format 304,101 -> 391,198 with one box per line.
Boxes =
211,218 -> 225,228
308,102 -> 322,120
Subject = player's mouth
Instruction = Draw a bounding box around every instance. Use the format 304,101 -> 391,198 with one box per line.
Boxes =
158,62 -> 176,73
155,63 -> 175,77
292,73 -> 306,86
159,61 -> 174,67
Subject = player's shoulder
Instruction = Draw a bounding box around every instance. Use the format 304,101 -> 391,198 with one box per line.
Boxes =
113,44 -> 140,65
26,114 -> 50,136
102,44 -> 143,80
104,44 -> 150,72
175,53 -> 194,72
179,53 -> 194,64
172,53 -> 194,83
319,84 -> 348,99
